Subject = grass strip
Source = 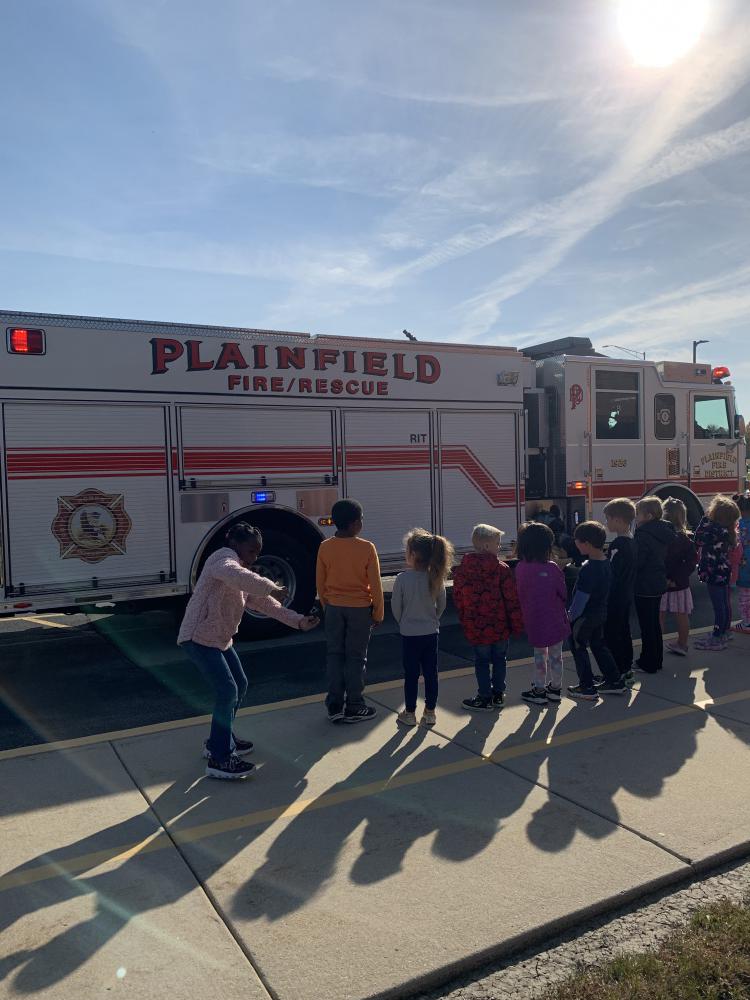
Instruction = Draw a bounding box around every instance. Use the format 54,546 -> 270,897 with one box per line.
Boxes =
547,899 -> 750,1000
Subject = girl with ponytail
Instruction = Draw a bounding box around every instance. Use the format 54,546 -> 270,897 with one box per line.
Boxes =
391,527 -> 455,728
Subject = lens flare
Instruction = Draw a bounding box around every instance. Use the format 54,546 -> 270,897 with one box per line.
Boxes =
618,0 -> 709,68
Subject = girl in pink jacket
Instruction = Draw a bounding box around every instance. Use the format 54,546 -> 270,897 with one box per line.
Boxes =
179,522 -> 318,780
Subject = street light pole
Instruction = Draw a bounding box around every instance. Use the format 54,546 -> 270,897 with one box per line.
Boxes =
692,339 -> 709,364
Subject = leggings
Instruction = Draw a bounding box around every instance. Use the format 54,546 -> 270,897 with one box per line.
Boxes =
738,587 -> 750,625
533,643 -> 564,690
707,583 -> 732,635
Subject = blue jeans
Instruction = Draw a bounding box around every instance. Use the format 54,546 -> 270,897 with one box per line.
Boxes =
402,633 -> 439,711
707,583 -> 731,635
181,641 -> 247,762
473,640 -> 508,699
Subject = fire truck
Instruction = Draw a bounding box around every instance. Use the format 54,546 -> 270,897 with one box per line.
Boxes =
0,311 -> 745,634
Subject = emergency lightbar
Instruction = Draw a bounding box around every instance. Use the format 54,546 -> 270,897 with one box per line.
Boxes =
7,327 -> 46,355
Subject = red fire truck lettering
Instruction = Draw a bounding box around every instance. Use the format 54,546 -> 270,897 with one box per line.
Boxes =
378,381 -> 388,395
331,379 -> 344,394
393,353 -> 414,380
215,342 -> 249,370
227,375 -> 242,390
298,378 -> 313,393
270,377 -> 283,392
186,340 -> 214,372
363,351 -> 388,376
276,346 -> 306,370
316,378 -> 328,393
254,376 -> 268,391
314,348 -> 339,370
417,355 -> 440,384
253,345 -> 268,369
343,350 -> 356,373
150,337 -> 184,374
346,380 -> 360,394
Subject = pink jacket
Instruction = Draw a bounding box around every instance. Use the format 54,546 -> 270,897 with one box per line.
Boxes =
178,547 -> 303,650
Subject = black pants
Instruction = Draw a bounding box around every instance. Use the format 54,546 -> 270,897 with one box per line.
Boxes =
604,600 -> 633,675
569,616 -> 620,690
635,594 -> 663,673
402,633 -> 439,711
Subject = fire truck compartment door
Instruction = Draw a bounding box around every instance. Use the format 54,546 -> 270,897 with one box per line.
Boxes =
342,409 -> 433,558
179,405 -> 335,485
2,402 -> 173,592
439,410 -> 519,541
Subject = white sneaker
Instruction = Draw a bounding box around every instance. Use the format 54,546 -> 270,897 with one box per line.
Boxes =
397,710 -> 417,727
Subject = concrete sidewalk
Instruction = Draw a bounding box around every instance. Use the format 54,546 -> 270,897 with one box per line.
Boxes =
2,632 -> 749,1000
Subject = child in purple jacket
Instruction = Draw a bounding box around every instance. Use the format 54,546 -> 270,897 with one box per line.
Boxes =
515,522 -> 571,705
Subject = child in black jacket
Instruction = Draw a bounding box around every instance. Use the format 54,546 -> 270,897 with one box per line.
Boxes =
634,497 -> 674,674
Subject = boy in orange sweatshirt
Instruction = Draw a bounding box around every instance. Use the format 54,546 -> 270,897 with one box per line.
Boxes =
316,498 -> 384,723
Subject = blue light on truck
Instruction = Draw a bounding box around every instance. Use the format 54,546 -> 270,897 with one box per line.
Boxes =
252,491 -> 275,503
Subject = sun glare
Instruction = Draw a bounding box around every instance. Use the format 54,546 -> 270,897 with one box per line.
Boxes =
617,0 -> 709,68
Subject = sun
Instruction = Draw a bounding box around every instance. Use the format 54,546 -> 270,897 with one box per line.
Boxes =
617,0 -> 709,68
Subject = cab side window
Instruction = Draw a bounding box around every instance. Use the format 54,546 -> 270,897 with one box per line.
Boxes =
693,396 -> 730,439
595,371 -> 640,440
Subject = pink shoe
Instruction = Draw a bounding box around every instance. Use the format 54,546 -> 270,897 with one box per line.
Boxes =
666,642 -> 688,657
732,622 -> 750,634
694,635 -> 728,651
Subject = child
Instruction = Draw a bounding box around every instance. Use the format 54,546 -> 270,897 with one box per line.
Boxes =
179,523 -> 319,780
316,498 -> 384,723
660,497 -> 698,657
733,493 -> 750,634
391,528 -> 454,728
515,521 -> 571,705
694,495 -> 741,651
602,498 -> 637,684
567,521 -> 627,700
452,523 -> 523,712
634,496 -> 674,674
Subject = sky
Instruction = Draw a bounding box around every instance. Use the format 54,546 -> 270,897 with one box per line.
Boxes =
1,0 -> 749,413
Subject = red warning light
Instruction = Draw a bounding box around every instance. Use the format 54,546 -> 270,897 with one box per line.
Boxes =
8,328 -> 45,355
712,366 -> 730,382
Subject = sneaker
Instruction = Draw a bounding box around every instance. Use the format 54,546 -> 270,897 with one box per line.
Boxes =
397,710 -> 417,727
203,737 -> 254,760
666,642 -> 688,657
462,695 -> 495,712
420,709 -> 437,728
621,670 -> 635,688
567,684 -> 599,701
521,687 -> 548,706
343,705 -> 377,723
592,674 -> 604,685
596,680 -> 628,695
733,622 -> 750,634
694,635 -> 728,651
545,684 -> 562,703
492,692 -> 505,710
327,707 -> 345,723
205,754 -> 256,781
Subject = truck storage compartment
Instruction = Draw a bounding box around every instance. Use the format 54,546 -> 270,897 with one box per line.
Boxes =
2,402 -> 173,593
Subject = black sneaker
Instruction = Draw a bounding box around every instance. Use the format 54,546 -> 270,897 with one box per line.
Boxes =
621,670 -> 635,688
567,684 -> 599,702
545,685 -> 562,703
343,705 -> 377,723
327,707 -> 345,723
205,754 -> 256,780
592,674 -> 604,685
203,737 -> 254,760
521,687 -> 547,706
596,680 -> 627,695
492,692 -> 505,709
462,695 -> 495,712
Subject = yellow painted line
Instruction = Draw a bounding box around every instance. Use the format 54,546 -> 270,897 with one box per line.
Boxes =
3,686 -> 750,894
0,627 -> 721,762
12,616 -> 74,629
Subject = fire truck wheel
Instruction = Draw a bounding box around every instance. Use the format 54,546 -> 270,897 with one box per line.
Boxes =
237,528 -> 317,640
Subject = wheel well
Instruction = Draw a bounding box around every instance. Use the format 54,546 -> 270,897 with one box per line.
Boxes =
190,505 -> 324,585
646,484 -> 704,528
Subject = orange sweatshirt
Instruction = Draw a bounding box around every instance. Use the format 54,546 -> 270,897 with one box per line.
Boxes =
316,536 -> 384,622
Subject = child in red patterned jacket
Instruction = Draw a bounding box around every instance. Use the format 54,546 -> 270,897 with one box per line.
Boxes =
452,523 -> 523,712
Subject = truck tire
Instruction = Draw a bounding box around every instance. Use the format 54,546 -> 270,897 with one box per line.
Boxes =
236,527 -> 318,640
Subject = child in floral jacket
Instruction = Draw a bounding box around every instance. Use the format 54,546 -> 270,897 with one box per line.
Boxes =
452,524 -> 523,712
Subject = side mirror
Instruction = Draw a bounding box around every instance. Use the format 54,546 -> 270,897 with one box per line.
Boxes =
735,413 -> 746,439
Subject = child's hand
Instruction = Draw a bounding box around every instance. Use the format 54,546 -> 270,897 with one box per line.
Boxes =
371,619 -> 383,629
274,585 -> 289,602
299,615 -> 320,632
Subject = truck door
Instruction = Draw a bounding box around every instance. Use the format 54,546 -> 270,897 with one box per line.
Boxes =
438,410 -> 520,542
2,402 -> 173,594
342,409 -> 433,560
588,368 -> 645,500
688,391 -> 740,497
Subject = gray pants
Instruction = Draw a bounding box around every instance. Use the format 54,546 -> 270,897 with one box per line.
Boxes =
324,605 -> 373,712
